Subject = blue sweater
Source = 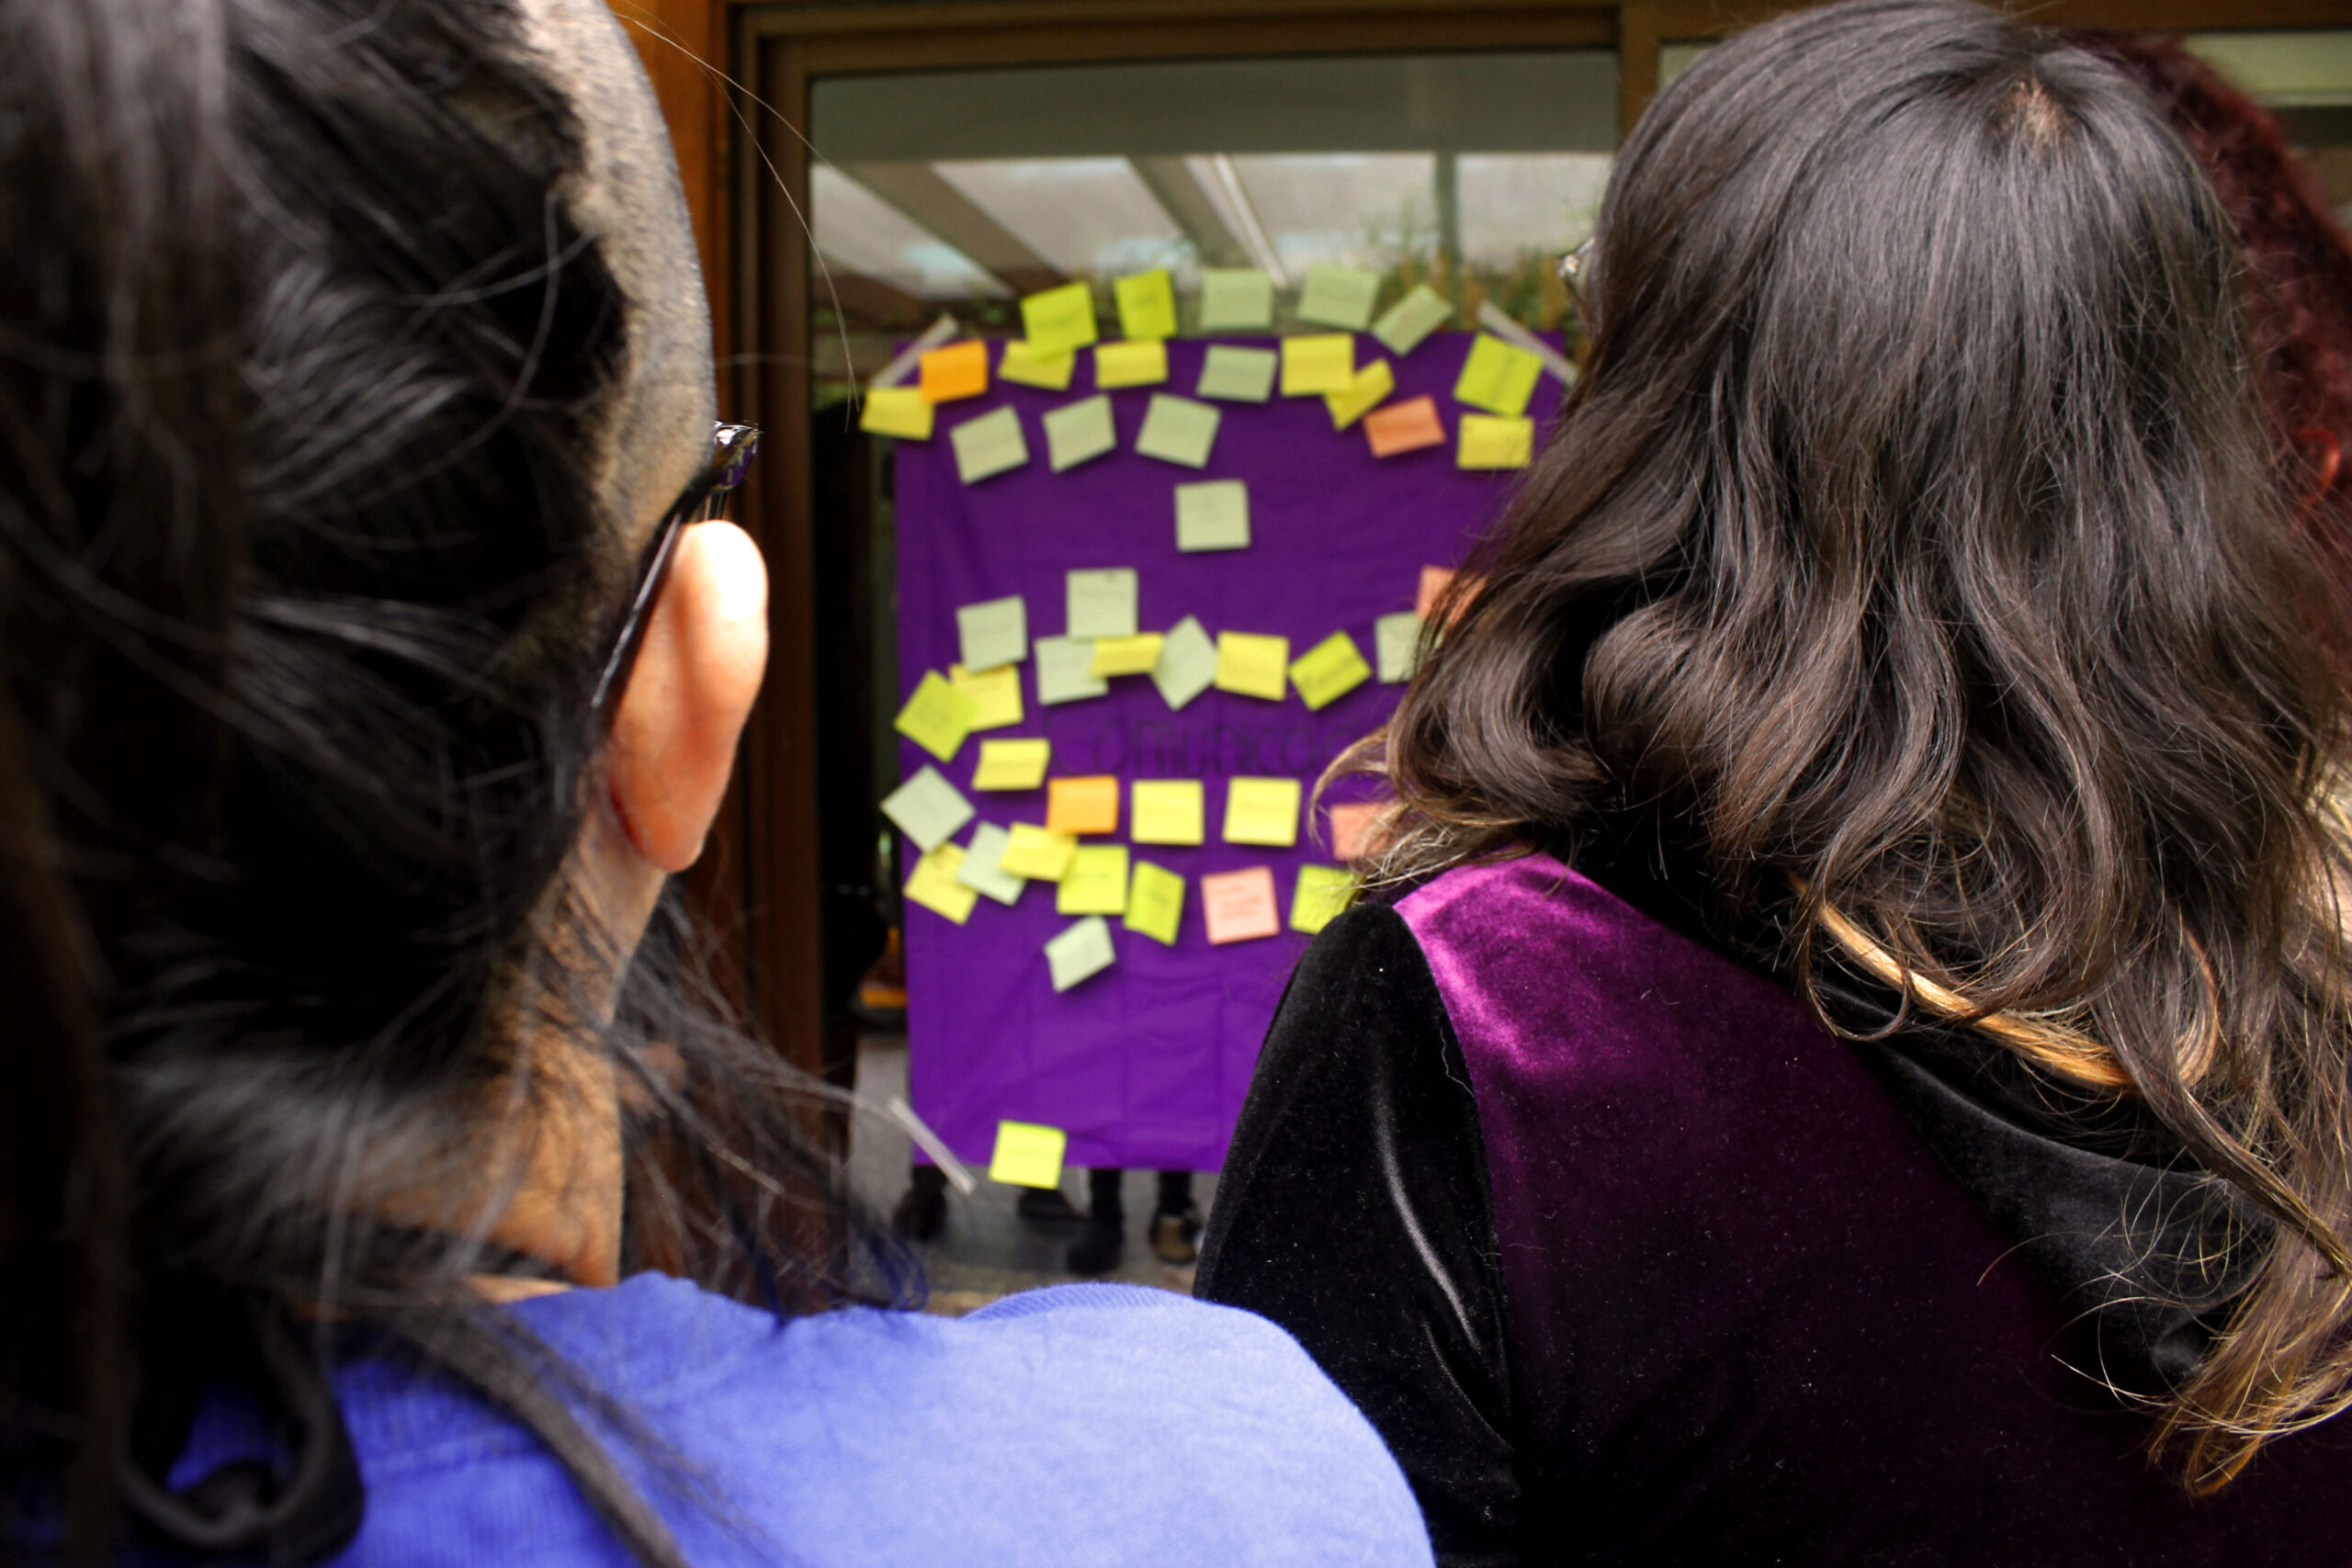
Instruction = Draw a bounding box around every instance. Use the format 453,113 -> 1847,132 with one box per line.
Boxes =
174,1277 -> 1432,1567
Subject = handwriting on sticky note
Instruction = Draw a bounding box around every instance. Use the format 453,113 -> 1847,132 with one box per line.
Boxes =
1289,631 -> 1372,711
1056,845 -> 1130,916
905,844 -> 979,925
894,670 -> 978,762
1364,396 -> 1446,458
1089,634 -> 1164,678
920,340 -> 989,404
1174,480 -> 1250,553
1281,334 -> 1354,396
1094,339 -> 1168,389
1135,394 -> 1220,468
949,663 -> 1023,730
972,738 -> 1051,791
1065,569 -> 1138,639
860,387 -> 934,440
999,822 -> 1079,881
1453,334 -> 1543,418
1291,865 -> 1356,934
1374,611 -> 1423,683
1224,776 -> 1303,847
1198,268 -> 1274,332
1215,631 -> 1290,701
1045,916 -> 1116,992
1046,774 -> 1120,836
1327,800 -> 1387,861
1373,285 -> 1453,356
989,1119 -> 1068,1187
999,340 -> 1076,390
1201,866 -> 1282,945
1153,615 -> 1217,711
1325,359 -> 1395,431
1114,270 -> 1178,341
1458,414 -> 1533,469
1296,263 -> 1383,331
1043,394 -> 1116,473
1022,282 -> 1099,356
1131,780 -> 1205,845
881,765 -> 974,852
950,406 -> 1028,483
956,822 -> 1027,906
1034,636 -> 1109,705
956,594 -> 1027,671
1125,861 -> 1186,945
1196,345 -> 1277,402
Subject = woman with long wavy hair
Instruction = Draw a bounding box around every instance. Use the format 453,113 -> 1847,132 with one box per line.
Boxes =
1196,3 -> 2352,1562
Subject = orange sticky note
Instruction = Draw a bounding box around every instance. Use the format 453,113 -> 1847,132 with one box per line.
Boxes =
920,340 -> 989,404
1201,866 -> 1282,945
1046,774 -> 1120,836
1417,564 -> 1484,625
1328,800 -> 1386,860
1365,396 -> 1446,458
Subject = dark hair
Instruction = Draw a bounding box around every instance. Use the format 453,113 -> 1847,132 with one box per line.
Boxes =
0,0 -> 896,1561
1366,0 -> 2352,1488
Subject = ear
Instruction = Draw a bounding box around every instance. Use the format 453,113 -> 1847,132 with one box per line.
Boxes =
607,521 -> 767,872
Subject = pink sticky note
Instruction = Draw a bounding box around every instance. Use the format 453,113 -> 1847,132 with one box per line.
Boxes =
1415,564 -> 1483,625
1328,801 -> 1385,861
1201,866 -> 1282,945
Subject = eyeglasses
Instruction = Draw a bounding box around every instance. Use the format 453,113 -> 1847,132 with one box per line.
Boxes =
1557,236 -> 1599,331
591,421 -> 762,720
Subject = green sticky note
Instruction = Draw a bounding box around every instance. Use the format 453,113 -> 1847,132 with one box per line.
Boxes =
989,1119 -> 1068,1187
1000,822 -> 1078,881
1291,864 -> 1356,934
1034,635 -> 1109,705
1224,776 -> 1303,847
1136,394 -> 1221,468
1153,615 -> 1217,711
1045,916 -> 1116,992
1373,284 -> 1453,356
1115,270 -> 1179,341
1281,333 -> 1354,396
1132,779 -> 1205,845
950,406 -> 1028,483
1043,394 -> 1116,473
973,737 -> 1052,791
1175,479 -> 1250,553
1375,610 -> 1423,683
1296,263 -> 1383,331
1022,282 -> 1099,356
956,822 -> 1028,907
1290,632 -> 1371,711
1066,569 -> 1137,639
1125,861 -> 1186,946
999,340 -> 1076,390
1454,333 -> 1543,418
1094,339 -> 1168,389
895,670 -> 978,761
880,764 -> 974,852
1199,267 -> 1274,332
1057,845 -> 1131,916
859,387 -> 934,440
1196,345 -> 1277,402
1215,631 -> 1289,702
956,594 -> 1027,671
1325,359 -> 1395,431
905,843 -> 979,924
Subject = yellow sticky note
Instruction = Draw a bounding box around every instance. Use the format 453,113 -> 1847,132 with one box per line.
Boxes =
1215,631 -> 1290,701
1458,415 -> 1533,470
1114,270 -> 1179,341
1281,333 -> 1354,396
1325,359 -> 1395,431
973,738 -> 1051,791
1094,339 -> 1168,389
1288,631 -> 1372,711
1224,776 -> 1303,847
999,823 -> 1078,881
1090,634 -> 1164,677
1022,282 -> 1099,356
1125,861 -> 1186,945
1453,334 -> 1542,418
920,340 -> 989,404
989,1120 -> 1068,1188
999,339 -> 1076,390
1046,774 -> 1120,836
1291,864 -> 1356,934
859,387 -> 933,440
950,663 -> 1023,730
905,844 -> 979,925
1057,845 -> 1131,916
1132,780 -> 1205,845
894,670 -> 978,762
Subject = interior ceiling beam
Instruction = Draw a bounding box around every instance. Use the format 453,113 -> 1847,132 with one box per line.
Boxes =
837,162 -> 1063,295
1128,156 -> 1250,269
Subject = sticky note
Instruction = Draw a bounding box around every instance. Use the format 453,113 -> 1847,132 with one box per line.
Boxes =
989,1119 -> 1067,1187
1199,267 -> 1274,331
950,663 -> 1023,730
1325,359 -> 1395,431
881,765 -> 974,852
999,340 -> 1076,390
1215,631 -> 1289,702
1416,566 -> 1457,619
1327,800 -> 1386,860
1290,631 -> 1372,711
905,844 -> 978,924
1057,845 -> 1130,916
999,822 -> 1079,881
1046,774 -> 1120,836
1094,339 -> 1167,389
1045,915 -> 1116,992
1153,616 -> 1217,710
1135,395 -> 1220,468
1090,634 -> 1164,677
956,821 -> 1027,906
1373,284 -> 1453,356
895,670 -> 978,762
1043,393 -> 1116,473
859,387 -> 933,440
1132,780 -> 1205,845
1296,263 -> 1383,331
1454,334 -> 1543,418
1196,345 -> 1277,402
1281,333 -> 1354,396
1066,569 -> 1138,639
1202,866 -> 1281,945
1375,611 -> 1422,683
1224,776 -> 1303,847
957,595 -> 1027,671
1291,864 -> 1356,934
951,406 -> 1027,483
919,340 -> 989,404
1114,269 -> 1178,341
1035,636 -> 1109,705
1459,415 -> 1533,469
1365,396 -> 1446,458
1175,480 -> 1250,553
1022,282 -> 1098,356
972,738 -> 1051,791
1125,861 -> 1186,945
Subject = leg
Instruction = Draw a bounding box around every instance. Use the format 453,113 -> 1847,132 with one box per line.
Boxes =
1066,1168 -> 1127,1276
1148,1170 -> 1203,1264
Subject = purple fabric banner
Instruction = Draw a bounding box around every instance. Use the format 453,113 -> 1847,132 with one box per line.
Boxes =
894,332 -> 1560,1170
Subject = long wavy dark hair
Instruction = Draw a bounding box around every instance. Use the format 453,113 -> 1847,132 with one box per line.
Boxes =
1363,0 -> 2352,1489
0,0 -> 899,1562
